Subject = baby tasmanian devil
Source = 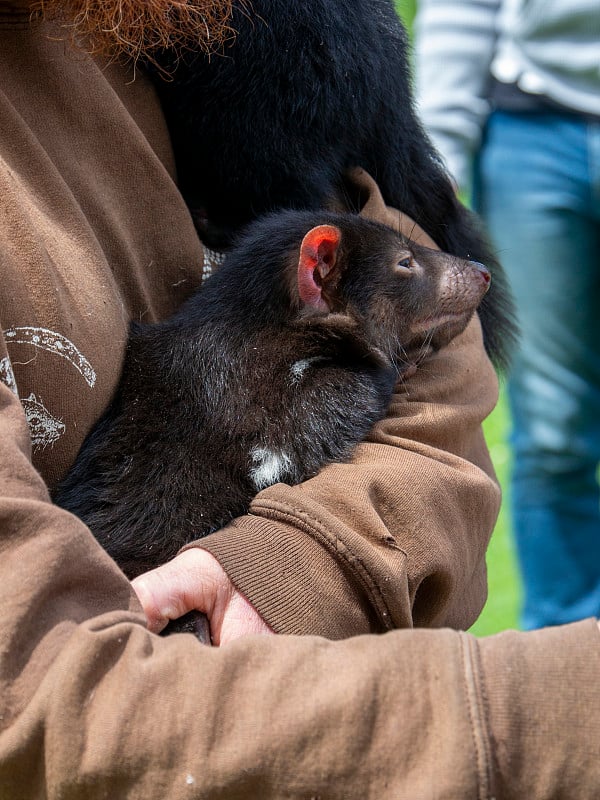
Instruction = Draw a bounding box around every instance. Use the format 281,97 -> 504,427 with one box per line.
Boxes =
54,210 -> 491,580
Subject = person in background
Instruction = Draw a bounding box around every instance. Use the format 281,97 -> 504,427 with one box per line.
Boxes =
0,0 -> 599,796
414,0 -> 600,629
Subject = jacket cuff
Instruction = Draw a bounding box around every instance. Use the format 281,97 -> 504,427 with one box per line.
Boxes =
183,499 -> 409,638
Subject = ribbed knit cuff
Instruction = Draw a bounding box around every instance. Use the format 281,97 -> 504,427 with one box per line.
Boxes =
181,501 -> 406,638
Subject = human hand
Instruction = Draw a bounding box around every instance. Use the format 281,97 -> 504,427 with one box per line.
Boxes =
131,548 -> 273,645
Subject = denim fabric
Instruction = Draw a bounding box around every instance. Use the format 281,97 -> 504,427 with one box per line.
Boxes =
474,111 -> 600,629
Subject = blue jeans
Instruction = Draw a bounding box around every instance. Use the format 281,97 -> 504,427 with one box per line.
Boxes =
474,111 -> 600,629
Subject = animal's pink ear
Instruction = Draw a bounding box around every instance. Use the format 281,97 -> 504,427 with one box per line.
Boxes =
297,225 -> 342,309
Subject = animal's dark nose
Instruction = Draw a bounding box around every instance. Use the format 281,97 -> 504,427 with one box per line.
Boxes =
469,261 -> 491,285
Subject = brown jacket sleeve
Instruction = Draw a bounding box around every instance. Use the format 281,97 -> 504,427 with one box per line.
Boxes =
196,168 -> 501,636
0,365 -> 598,797
199,313 -> 500,637
0,345 -> 599,797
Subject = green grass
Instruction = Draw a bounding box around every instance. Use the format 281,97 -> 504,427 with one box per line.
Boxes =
469,389 -> 522,635
398,0 -> 417,25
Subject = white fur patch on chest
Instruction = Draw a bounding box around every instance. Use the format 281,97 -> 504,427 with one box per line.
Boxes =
289,356 -> 325,385
249,446 -> 293,490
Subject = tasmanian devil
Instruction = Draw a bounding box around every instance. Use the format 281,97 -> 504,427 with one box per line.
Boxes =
54,210 -> 491,592
144,0 -> 515,368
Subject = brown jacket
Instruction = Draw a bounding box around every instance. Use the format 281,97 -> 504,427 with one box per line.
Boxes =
0,7 -> 599,798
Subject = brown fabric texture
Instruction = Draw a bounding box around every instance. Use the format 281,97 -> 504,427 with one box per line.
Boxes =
0,17 -> 204,488
3,8 -> 600,798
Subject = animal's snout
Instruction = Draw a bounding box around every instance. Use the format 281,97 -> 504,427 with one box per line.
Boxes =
469,260 -> 491,288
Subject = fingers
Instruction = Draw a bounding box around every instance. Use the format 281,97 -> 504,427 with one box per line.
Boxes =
131,548 -> 228,633
131,548 -> 273,644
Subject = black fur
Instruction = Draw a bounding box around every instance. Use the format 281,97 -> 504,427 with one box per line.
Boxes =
54,210 -> 491,579
146,0 -> 515,367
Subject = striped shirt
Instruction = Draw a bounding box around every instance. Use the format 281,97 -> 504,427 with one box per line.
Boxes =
413,0 -> 600,188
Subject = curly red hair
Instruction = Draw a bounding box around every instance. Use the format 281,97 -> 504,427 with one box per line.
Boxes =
31,0 -> 239,64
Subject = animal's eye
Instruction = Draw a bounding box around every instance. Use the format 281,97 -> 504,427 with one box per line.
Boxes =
397,256 -> 412,270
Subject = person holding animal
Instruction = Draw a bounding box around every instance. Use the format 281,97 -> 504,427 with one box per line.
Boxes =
414,0 -> 600,630
0,0 -> 599,796
53,210 -> 492,592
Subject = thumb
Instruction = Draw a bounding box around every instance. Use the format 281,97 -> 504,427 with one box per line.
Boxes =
131,548 -> 232,633
131,548 -> 273,645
